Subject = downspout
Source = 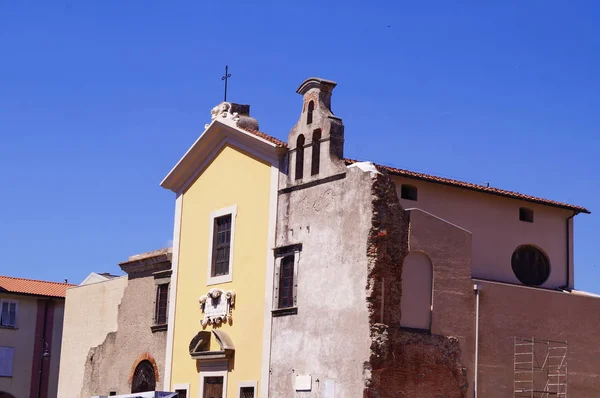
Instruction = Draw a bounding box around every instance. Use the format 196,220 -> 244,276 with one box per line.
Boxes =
564,211 -> 578,291
37,299 -> 50,398
473,283 -> 481,398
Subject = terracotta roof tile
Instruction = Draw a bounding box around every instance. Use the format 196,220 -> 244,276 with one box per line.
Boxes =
240,127 -> 287,148
234,127 -> 589,214
345,159 -> 590,214
0,275 -> 75,298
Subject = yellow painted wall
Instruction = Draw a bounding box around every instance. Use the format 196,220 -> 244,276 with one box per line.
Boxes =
171,144 -> 272,397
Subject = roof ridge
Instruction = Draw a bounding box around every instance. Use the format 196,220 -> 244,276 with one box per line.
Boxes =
0,274 -> 76,286
344,158 -> 589,214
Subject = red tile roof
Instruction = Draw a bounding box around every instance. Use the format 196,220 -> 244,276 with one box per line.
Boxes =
236,127 -> 590,214
0,275 -> 75,298
345,159 -> 590,214
240,127 -> 287,147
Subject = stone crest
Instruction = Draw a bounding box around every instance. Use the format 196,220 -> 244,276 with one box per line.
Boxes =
198,288 -> 236,327
205,102 -> 240,128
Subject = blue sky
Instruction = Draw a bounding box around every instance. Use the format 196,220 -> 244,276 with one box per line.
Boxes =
1,1 -> 598,291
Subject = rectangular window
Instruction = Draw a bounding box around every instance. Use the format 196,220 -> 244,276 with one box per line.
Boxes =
109,392 -> 116,396
155,284 -> 169,325
240,386 -> 255,398
0,346 -> 14,377
0,301 -> 17,328
212,214 -> 232,277
519,207 -> 534,223
175,389 -> 187,398
203,376 -> 224,398
278,255 -> 295,309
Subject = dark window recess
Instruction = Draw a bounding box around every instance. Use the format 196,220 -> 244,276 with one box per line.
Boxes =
203,376 -> 224,398
278,255 -> 295,309
240,387 -> 255,398
519,207 -> 534,223
109,393 -> 116,396
0,301 -> 17,327
307,100 -> 314,125
511,245 -> 550,286
311,130 -> 321,176
131,360 -> 156,393
401,184 -> 418,201
212,214 -> 232,277
155,284 -> 169,325
175,389 -> 187,398
295,135 -> 305,180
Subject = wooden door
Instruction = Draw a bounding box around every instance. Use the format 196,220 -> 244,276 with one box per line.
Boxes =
203,376 -> 224,398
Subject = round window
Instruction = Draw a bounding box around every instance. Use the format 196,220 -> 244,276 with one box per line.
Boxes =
511,245 -> 550,286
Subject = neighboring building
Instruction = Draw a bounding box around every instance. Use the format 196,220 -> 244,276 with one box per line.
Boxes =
57,248 -> 171,398
0,275 -> 73,398
160,103 -> 284,398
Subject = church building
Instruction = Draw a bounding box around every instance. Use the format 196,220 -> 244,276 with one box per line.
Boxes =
161,77 -> 598,397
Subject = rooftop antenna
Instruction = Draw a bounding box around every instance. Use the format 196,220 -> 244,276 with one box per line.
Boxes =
222,65 -> 231,102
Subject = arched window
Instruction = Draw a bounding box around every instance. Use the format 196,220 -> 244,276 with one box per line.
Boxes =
295,135 -> 305,180
400,184 -> 418,201
511,245 -> 550,286
400,252 -> 433,330
311,130 -> 321,176
307,100 -> 314,125
131,360 -> 156,393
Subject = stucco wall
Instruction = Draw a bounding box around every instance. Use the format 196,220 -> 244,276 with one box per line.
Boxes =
81,275 -> 168,397
49,301 -> 65,398
270,166 -> 374,398
400,252 -> 433,330
393,176 -> 574,288
170,144 -> 272,398
57,276 -> 127,398
0,294 -> 38,398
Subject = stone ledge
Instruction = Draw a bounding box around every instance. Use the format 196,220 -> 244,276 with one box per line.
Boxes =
272,307 -> 298,317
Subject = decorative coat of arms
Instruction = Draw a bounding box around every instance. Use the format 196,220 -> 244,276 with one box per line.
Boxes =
198,288 -> 236,327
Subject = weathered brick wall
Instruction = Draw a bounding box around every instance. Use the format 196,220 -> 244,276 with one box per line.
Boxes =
365,175 -> 471,397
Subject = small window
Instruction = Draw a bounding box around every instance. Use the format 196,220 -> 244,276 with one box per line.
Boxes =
175,389 -> 187,398
519,207 -> 534,223
311,130 -> 321,176
307,100 -> 314,125
511,245 -> 550,286
212,214 -> 232,277
0,301 -> 17,328
278,255 -> 295,309
240,387 -> 255,398
109,392 -> 116,396
154,284 -> 169,325
400,184 -> 418,201
295,135 -> 305,180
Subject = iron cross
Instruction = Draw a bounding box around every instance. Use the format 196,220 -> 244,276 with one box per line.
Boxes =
222,65 -> 231,102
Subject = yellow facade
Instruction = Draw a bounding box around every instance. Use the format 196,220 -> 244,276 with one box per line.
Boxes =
170,144 -> 272,397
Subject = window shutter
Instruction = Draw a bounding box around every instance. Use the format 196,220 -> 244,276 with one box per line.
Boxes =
1,302 -> 8,326
0,347 -> 14,377
9,303 -> 16,327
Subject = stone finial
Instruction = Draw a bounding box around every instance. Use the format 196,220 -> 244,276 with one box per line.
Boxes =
206,102 -> 259,131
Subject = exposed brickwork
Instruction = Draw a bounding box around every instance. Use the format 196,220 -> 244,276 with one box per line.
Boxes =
364,172 -> 468,397
128,352 -> 160,384
364,172 -> 408,396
